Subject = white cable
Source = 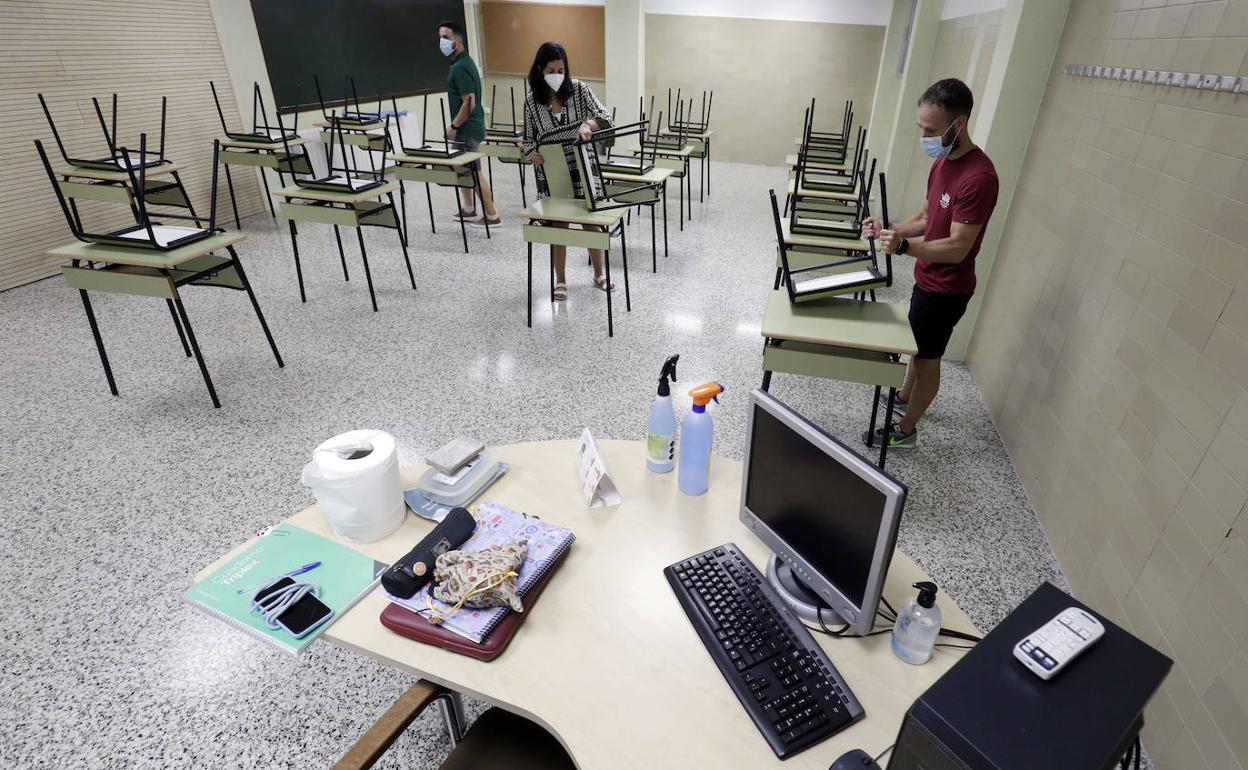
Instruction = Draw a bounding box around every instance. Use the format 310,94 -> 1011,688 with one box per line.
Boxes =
251,578 -> 322,629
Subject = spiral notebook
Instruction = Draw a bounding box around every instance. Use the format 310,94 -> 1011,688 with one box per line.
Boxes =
385,501 -> 575,644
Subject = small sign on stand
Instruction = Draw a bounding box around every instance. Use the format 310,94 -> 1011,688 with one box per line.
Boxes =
576,428 -> 621,508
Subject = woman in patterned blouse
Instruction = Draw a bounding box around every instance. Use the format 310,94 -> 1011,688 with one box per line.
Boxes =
522,41 -> 612,301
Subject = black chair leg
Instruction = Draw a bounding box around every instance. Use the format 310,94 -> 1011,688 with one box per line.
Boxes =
474,169 -> 490,239
399,180 -> 408,247
663,185 -> 669,257
287,220 -> 306,302
228,246 -> 284,368
80,289 -> 118,396
866,385 -> 882,449
171,171 -> 199,218
425,182 -> 436,234
173,297 -> 221,408
390,192 -> 416,290
457,187 -> 469,254
356,227 -> 379,312
604,250 -> 613,338
222,163 -> 241,229
879,387 -> 897,468
526,241 -> 533,328
651,203 -> 657,272
333,225 -> 350,281
621,225 -> 631,312
260,167 -> 277,219
167,298 -> 191,357
761,368 -> 772,392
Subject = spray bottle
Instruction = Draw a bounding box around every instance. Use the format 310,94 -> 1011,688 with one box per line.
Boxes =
678,382 -> 725,496
646,354 -> 680,474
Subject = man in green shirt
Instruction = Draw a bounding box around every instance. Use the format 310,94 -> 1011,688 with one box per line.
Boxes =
438,21 -> 499,227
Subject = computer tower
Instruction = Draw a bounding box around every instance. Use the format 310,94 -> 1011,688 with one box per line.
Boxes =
887,583 -> 1170,770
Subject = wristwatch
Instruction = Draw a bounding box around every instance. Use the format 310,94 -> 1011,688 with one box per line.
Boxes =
449,122 -> 459,131
896,238 -> 910,255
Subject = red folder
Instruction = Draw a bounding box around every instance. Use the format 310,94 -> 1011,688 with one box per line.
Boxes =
379,555 -> 564,661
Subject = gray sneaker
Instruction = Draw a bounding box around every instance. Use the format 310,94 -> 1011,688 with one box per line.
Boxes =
466,214 -> 502,228
861,424 -> 918,449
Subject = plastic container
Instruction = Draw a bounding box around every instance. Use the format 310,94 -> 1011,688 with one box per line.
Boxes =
647,354 -> 680,474
892,581 -> 942,665
678,382 -> 724,496
301,430 -> 404,543
414,448 -> 500,507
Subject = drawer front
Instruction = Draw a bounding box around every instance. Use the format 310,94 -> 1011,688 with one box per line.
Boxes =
763,343 -> 905,388
280,201 -> 360,227
522,224 -> 612,250
64,265 -> 177,299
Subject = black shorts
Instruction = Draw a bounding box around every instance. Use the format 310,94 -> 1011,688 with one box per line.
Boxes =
908,286 -> 973,359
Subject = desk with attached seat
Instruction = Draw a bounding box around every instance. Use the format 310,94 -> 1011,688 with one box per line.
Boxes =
602,165 -> 674,272
480,133 -> 531,206
197,439 -> 979,770
386,150 -> 489,254
49,231 -> 283,409
54,162 -> 196,223
216,135 -> 312,228
272,181 -> 413,313
521,197 -> 630,337
760,292 -> 916,467
634,144 -> 694,230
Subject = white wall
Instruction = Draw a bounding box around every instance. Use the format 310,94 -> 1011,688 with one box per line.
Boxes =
644,0 -> 888,25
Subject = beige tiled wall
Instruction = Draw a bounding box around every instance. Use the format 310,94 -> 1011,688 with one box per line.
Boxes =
644,14 -> 884,165
965,0 -> 1248,766
898,11 -> 1004,218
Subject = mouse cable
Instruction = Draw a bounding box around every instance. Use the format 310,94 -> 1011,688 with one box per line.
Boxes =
875,743 -> 895,763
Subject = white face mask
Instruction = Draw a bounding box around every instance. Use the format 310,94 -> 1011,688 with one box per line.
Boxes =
544,73 -> 565,92
439,38 -> 455,57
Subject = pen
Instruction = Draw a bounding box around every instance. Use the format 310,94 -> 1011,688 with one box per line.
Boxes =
236,561 -> 322,594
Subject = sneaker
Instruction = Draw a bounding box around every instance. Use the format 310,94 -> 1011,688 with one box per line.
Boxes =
466,214 -> 502,228
452,209 -> 478,222
861,424 -> 918,449
891,397 -> 909,416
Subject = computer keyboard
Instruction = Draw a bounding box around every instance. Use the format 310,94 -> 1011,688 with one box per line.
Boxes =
664,543 -> 864,758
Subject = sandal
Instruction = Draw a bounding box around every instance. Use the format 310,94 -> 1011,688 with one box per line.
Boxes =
553,283 -> 568,301
593,276 -> 615,293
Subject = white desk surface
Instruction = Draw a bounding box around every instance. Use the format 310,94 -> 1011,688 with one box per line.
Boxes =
203,439 -> 976,769
386,151 -> 485,168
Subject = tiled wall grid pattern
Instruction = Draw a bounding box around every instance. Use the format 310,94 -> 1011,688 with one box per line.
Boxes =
966,0 -> 1248,767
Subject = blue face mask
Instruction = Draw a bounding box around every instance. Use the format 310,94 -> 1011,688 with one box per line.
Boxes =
921,120 -> 961,159
439,38 -> 455,57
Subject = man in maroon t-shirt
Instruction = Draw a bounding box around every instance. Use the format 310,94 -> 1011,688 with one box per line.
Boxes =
862,78 -> 998,449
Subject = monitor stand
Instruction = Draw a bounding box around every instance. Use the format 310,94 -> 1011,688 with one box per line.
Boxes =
766,554 -> 849,630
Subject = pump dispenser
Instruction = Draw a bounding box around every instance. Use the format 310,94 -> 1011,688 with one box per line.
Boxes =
892,581 -> 942,665
678,382 -> 725,496
646,354 -> 680,473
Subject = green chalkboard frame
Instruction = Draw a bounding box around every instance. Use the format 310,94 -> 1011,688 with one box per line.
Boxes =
250,0 -> 468,114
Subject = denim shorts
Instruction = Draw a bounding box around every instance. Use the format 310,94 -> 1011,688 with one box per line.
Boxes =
460,137 -> 481,171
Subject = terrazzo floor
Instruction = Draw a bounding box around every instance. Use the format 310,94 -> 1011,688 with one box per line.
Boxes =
0,160 -> 1067,768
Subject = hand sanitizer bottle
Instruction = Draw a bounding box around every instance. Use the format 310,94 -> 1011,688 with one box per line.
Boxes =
646,355 -> 680,473
678,382 -> 724,496
892,581 -> 941,665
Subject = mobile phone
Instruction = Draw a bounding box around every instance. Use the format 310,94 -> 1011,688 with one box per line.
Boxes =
253,577 -> 335,639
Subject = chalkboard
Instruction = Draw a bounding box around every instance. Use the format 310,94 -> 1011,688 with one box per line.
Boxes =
251,0 -> 467,112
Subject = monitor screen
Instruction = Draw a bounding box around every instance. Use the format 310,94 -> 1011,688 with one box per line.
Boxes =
744,402 -> 888,608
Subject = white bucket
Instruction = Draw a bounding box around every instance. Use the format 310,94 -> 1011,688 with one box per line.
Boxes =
301,430 -> 404,543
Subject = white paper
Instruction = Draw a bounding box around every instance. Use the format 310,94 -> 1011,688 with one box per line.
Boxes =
795,270 -> 879,293
115,225 -> 206,246
576,428 -> 620,509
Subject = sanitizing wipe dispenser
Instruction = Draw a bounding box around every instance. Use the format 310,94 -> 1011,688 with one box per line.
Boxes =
301,430 -> 404,542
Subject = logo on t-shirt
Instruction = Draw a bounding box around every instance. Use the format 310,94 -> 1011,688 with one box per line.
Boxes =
939,192 -> 951,209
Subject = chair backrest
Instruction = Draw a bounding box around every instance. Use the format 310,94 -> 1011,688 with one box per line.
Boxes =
768,188 -> 798,303
35,134 -> 219,250
570,121 -> 661,211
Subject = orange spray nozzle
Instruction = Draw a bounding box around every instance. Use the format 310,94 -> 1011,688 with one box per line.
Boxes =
689,382 -> 725,407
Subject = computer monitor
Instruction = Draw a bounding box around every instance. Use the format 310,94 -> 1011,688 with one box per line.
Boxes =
739,389 -> 907,636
